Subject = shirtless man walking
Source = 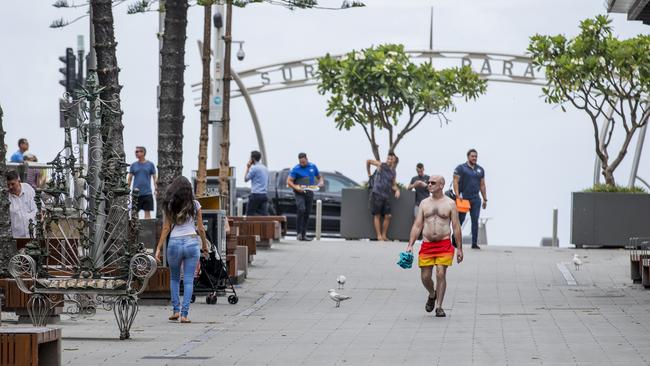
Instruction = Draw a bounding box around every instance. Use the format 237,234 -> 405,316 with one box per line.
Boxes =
405,175 -> 463,317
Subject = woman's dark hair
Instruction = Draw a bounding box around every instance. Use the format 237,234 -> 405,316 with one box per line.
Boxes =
162,176 -> 196,225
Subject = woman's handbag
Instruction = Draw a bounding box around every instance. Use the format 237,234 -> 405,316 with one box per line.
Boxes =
456,198 -> 471,213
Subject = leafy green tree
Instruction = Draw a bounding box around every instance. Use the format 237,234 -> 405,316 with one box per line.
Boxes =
317,44 -> 487,159
528,15 -> 650,187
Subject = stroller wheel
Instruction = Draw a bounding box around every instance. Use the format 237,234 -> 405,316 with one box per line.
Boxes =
206,294 -> 217,304
228,295 -> 238,304
191,295 -> 196,303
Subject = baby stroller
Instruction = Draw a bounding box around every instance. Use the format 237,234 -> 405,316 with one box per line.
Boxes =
189,240 -> 239,305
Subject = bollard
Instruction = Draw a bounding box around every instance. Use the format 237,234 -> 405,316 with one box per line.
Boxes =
478,218 -> 489,245
236,197 -> 244,217
316,199 -> 322,241
552,207 -> 558,247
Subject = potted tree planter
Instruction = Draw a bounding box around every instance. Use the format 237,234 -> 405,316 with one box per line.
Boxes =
529,16 -> 650,247
571,190 -> 650,248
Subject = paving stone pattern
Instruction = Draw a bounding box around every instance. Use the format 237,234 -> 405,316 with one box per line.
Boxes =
3,241 -> 650,365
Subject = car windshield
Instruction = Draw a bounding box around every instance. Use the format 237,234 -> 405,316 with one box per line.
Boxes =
325,174 -> 358,193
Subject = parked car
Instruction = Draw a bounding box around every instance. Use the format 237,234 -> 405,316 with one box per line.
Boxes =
236,169 -> 360,236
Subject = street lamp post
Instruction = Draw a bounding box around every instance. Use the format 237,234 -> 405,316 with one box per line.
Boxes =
211,4 -> 224,168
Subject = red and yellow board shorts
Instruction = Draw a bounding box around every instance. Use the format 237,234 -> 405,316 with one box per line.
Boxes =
418,239 -> 454,267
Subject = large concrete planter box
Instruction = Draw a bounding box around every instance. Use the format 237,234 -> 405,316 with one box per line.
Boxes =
571,192 -> 650,248
340,188 -> 415,241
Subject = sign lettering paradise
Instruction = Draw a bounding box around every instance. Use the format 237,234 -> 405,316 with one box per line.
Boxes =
192,51 -> 546,103
252,54 -> 543,91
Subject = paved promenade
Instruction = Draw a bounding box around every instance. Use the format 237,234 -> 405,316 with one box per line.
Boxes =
3,240 -> 650,365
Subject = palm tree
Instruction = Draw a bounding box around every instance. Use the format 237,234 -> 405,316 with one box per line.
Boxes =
157,0 -> 189,216
0,104 -> 16,277
90,0 -> 127,209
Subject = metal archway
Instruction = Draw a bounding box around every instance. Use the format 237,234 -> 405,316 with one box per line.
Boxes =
193,49 -> 646,187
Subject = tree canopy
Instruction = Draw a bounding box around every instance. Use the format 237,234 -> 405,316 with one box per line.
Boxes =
317,44 -> 487,159
528,15 -> 650,186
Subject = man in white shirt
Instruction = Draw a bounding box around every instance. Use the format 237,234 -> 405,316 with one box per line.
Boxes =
6,170 -> 37,238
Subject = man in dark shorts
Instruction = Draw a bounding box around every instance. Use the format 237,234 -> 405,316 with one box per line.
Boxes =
128,146 -> 157,218
287,152 -> 324,241
408,162 -> 430,217
453,149 -> 488,249
366,152 -> 400,241
406,175 -> 463,317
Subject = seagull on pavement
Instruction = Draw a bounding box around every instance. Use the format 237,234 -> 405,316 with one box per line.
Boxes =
328,289 -> 351,308
572,254 -> 582,271
337,275 -> 346,290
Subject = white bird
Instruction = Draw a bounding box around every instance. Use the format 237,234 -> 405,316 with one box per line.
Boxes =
572,254 -> 583,270
328,289 -> 351,308
336,275 -> 346,290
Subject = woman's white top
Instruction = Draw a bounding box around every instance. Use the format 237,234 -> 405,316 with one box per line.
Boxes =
169,200 -> 201,238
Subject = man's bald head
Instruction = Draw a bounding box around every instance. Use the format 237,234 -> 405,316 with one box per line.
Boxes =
427,175 -> 445,194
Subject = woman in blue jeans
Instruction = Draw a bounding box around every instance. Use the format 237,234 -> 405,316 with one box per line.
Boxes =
155,176 -> 209,323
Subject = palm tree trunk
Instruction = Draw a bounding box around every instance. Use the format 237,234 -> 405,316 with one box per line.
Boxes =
219,0 -> 233,211
196,4 -> 212,197
157,0 -> 188,216
90,0 -> 127,212
0,105 -> 16,277
91,0 -> 125,164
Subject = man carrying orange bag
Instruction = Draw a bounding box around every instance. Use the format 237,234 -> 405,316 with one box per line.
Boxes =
453,149 -> 488,249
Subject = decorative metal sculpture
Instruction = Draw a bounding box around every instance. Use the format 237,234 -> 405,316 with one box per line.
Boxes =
8,71 -> 156,340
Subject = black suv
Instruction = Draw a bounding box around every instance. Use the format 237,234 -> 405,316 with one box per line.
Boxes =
236,169 -> 359,235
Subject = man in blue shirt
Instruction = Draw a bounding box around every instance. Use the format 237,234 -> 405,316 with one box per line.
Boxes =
10,138 -> 29,163
287,152 -> 324,241
127,146 -> 157,219
244,150 -> 269,216
453,149 -> 488,249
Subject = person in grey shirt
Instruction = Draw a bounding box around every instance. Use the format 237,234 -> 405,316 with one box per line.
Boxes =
244,150 -> 269,216
408,162 -> 430,217
366,152 -> 400,241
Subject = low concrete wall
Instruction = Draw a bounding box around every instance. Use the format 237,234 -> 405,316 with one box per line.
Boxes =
340,188 -> 415,241
571,192 -> 650,247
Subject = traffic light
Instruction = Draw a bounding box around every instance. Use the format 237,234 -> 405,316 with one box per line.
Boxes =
58,47 -> 76,94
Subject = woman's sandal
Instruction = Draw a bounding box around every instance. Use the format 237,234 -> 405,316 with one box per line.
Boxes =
180,317 -> 191,323
169,313 -> 180,321
435,308 -> 446,317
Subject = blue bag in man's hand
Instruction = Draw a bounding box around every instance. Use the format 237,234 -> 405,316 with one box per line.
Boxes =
397,251 -> 413,269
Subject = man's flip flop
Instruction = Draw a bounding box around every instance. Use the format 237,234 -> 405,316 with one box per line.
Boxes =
435,308 -> 446,317
425,291 -> 436,313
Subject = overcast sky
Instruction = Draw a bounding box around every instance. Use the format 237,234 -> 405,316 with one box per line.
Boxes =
1,0 -> 648,246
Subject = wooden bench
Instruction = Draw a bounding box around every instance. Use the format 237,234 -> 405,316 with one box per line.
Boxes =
0,327 -> 61,366
237,235 -> 258,261
230,216 -> 287,237
140,267 -> 171,300
0,279 -> 63,319
229,221 -> 281,248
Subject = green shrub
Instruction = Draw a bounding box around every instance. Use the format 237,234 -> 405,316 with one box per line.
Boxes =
584,184 -> 647,193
